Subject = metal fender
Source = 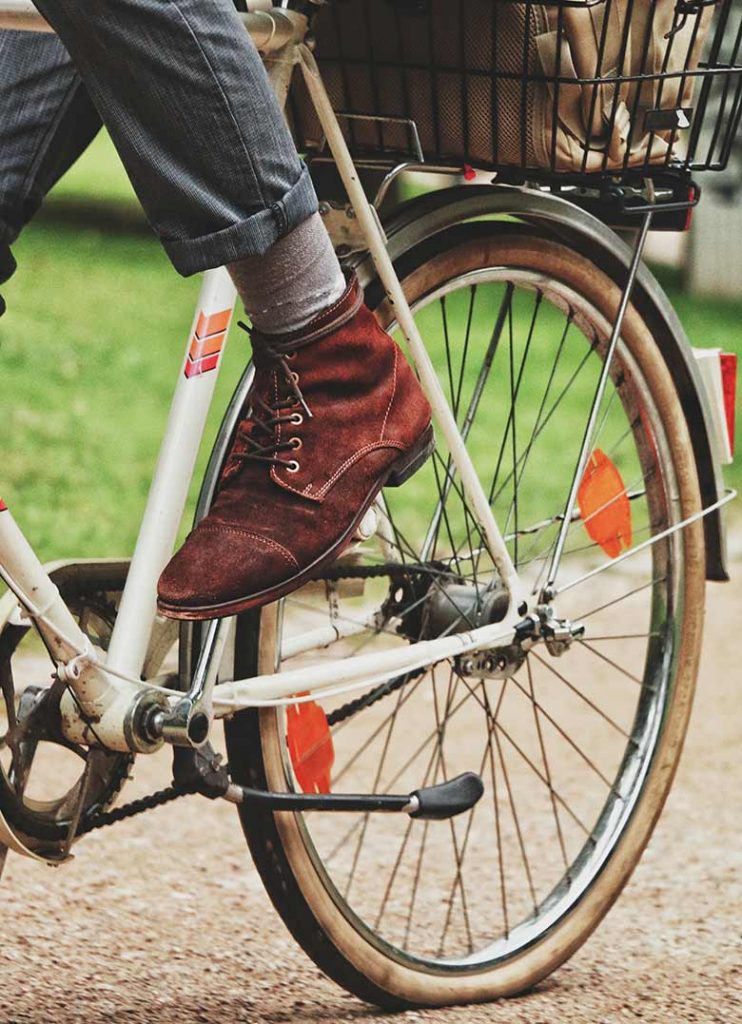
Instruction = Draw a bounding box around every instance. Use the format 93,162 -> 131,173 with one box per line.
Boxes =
351,184 -> 729,581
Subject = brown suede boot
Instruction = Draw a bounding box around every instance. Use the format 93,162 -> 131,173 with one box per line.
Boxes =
157,275 -> 433,619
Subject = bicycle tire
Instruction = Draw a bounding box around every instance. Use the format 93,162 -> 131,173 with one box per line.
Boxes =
224,230 -> 706,1007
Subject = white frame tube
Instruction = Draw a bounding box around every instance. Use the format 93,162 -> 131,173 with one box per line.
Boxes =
105,269 -> 237,676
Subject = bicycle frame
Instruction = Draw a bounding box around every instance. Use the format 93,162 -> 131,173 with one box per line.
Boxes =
0,1 -> 528,749
0,2 -> 734,757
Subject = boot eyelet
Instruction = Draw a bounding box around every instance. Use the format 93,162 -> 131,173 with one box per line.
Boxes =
290,371 -> 300,384
290,412 -> 304,425
289,437 -> 303,450
286,460 -> 300,473
286,352 -> 297,361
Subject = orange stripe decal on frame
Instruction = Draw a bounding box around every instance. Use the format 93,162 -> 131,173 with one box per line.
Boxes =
184,308 -> 232,379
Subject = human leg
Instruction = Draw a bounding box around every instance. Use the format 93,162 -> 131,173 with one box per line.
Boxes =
28,0 -> 346,329
30,0 -> 316,272
16,1 -> 431,614
0,29 -> 101,314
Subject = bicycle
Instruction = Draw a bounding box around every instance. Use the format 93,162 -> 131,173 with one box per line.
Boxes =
0,0 -> 737,1009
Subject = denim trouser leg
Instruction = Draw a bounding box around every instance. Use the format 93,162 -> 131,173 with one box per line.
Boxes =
3,0 -> 318,276
0,29 -> 100,275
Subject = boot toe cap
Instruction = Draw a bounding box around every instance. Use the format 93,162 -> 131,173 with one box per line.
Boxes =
157,523 -> 299,613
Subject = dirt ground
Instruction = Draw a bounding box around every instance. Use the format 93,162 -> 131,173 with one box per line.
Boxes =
0,557 -> 739,1024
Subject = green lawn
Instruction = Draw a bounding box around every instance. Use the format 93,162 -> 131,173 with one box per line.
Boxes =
1,136 -> 739,562
50,131 -> 144,213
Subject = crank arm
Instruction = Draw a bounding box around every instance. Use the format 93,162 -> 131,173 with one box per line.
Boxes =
224,771 -> 484,821
153,618 -> 230,747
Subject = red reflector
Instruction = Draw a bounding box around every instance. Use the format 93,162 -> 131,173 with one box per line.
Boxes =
578,450 -> 632,559
286,698 -> 334,795
463,163 -> 476,181
720,353 -> 737,458
0,499 -> 6,512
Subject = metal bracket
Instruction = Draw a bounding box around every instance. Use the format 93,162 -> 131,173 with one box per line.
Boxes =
318,201 -> 370,257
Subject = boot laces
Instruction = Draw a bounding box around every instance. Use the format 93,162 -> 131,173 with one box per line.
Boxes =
230,322 -> 314,472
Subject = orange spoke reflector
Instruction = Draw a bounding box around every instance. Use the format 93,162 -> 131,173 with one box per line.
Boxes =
286,697 -> 335,795
577,449 -> 632,559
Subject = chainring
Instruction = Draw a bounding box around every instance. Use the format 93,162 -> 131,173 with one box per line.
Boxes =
0,563 -> 134,856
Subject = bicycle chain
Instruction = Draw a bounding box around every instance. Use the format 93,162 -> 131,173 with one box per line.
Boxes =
77,783 -> 193,835
80,560 -> 436,835
316,560 -> 437,581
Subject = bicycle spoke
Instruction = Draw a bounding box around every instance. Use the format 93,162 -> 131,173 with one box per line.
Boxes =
431,668 -> 474,955
331,674 -> 425,788
257,254 -> 694,970
574,639 -> 644,687
486,681 -> 510,938
342,675 -> 408,901
455,676 -> 593,837
526,659 -> 570,874
326,673 -> 474,863
437,729 -> 491,952
576,576 -> 667,621
511,674 -> 618,789
531,651 -> 632,733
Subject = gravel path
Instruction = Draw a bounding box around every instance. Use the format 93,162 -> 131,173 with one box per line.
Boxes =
0,563 -> 739,1024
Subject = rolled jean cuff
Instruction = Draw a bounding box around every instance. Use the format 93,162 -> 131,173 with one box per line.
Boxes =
162,164 -> 319,277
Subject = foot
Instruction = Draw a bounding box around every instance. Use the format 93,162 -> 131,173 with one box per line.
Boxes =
157,275 -> 433,619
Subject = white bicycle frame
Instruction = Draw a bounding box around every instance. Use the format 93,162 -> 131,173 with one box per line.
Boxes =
0,1 -> 529,750
0,2 -> 734,755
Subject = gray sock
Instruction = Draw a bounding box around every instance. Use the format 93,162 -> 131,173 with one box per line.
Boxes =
227,212 -> 346,335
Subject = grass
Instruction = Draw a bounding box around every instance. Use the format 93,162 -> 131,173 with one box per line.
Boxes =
1,138 -> 740,562
50,131 -> 144,212
0,223 -> 249,560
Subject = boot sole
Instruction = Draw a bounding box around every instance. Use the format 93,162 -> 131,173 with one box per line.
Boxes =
158,423 -> 436,621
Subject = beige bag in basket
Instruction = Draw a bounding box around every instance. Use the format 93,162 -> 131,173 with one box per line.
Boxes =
497,0 -> 713,172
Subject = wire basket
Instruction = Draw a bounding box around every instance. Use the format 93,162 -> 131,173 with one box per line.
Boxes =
289,0 -> 742,185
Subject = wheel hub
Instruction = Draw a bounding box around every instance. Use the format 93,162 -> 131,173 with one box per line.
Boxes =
386,574 -> 510,643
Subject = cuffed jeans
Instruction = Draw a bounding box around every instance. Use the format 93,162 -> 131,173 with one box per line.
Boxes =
0,0 -> 318,280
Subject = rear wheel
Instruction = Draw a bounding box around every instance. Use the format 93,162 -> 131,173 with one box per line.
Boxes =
225,231 -> 705,1007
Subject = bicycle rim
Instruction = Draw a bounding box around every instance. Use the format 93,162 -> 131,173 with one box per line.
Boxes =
226,232 -> 705,1005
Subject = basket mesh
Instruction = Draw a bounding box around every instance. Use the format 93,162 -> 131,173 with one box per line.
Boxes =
289,0 -> 742,183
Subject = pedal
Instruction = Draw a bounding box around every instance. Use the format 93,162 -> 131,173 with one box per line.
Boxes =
172,742 -> 230,800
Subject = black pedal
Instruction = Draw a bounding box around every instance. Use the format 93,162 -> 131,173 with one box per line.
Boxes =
172,742 -> 230,800
410,772 -> 484,820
